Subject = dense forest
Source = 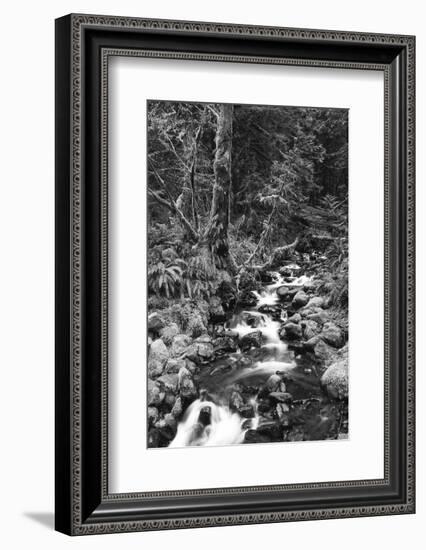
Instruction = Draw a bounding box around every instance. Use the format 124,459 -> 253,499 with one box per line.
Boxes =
147,101 -> 349,448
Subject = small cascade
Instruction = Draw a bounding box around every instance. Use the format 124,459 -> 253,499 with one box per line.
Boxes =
168,267 -> 318,448
169,398 -> 258,448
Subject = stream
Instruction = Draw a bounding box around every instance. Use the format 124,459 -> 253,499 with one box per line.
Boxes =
169,270 -> 345,448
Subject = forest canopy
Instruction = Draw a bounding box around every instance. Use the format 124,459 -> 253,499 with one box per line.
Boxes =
147,100 -> 348,304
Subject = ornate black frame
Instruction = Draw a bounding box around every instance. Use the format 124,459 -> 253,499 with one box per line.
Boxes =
55,14 -> 415,535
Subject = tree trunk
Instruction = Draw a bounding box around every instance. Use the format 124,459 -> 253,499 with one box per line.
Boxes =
203,104 -> 233,269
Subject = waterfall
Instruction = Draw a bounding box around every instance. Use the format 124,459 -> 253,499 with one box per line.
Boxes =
169,398 -> 259,448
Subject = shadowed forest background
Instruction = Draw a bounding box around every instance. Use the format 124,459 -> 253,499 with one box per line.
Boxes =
146,100 -> 349,449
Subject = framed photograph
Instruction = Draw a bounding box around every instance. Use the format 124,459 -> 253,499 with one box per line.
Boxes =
55,14 -> 415,535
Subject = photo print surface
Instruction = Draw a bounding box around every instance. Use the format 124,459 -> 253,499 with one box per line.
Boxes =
147,100 -> 348,449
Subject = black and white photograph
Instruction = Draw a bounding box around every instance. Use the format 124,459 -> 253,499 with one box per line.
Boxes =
147,100 -> 349,448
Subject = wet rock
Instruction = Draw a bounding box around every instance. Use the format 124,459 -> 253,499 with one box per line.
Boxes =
163,413 -> 178,432
198,406 -> 212,426
171,396 -> 183,418
244,430 -> 272,444
159,322 -> 179,346
258,304 -> 282,320
321,357 -> 348,399
306,308 -> 330,326
164,358 -> 186,374
287,313 -> 302,324
269,392 -> 293,404
321,322 -> 344,348
280,264 -> 302,277
265,373 -> 283,393
276,286 -> 289,300
147,406 -> 159,426
179,375 -> 197,400
170,334 -> 192,358
163,392 -> 176,410
156,373 -> 179,393
312,339 -> 335,365
281,322 -> 302,340
306,296 -> 324,308
148,312 -> 166,334
257,419 -> 282,439
185,359 -> 198,374
276,403 -> 290,421
229,390 -> 245,412
213,335 -> 238,355
185,336 -> 214,363
259,271 -> 275,284
148,383 -> 165,407
148,339 -> 169,378
292,290 -> 309,309
301,319 -> 320,340
287,341 -> 306,354
239,404 -> 256,418
237,289 -> 258,308
239,330 -> 263,351
242,312 -> 265,328
257,398 -> 273,413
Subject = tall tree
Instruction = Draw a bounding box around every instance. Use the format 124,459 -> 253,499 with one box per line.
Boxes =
203,104 -> 234,270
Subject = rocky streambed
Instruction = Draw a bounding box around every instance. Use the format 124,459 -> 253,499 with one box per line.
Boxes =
147,261 -> 349,448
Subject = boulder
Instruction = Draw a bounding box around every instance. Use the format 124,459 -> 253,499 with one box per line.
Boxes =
148,312 -> 166,333
185,335 -> 214,363
321,357 -> 348,399
147,406 -> 159,426
287,313 -> 302,324
179,375 -> 197,400
239,404 -> 256,418
280,322 -> 302,340
147,383 -> 165,407
229,390 -> 245,412
163,413 -> 178,432
321,322 -> 344,348
269,392 -> 293,404
264,373 -> 283,393
306,296 -> 324,308
213,335 -> 238,355
258,304 -> 283,320
292,290 -> 309,308
164,358 -> 186,374
312,339 -> 335,365
301,319 -> 320,340
156,373 -> 179,393
239,330 -> 263,351
280,264 -> 302,277
148,339 -> 169,378
159,323 -> 179,346
306,308 -> 330,326
276,286 -> 289,300
170,334 -> 192,358
259,271 -> 275,284
171,396 -> 183,418
276,403 -> 291,421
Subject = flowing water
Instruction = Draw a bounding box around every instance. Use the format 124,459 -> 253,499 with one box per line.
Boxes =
169,269 -> 333,448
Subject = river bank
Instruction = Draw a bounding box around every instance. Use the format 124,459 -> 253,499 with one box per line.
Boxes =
147,252 -> 348,448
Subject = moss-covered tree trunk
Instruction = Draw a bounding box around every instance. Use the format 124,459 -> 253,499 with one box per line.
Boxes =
203,103 -> 234,270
